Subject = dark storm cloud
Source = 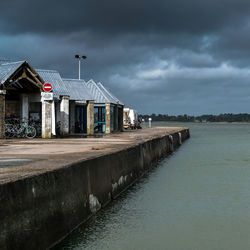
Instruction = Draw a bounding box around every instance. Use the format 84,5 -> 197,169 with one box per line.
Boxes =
1,0 -> 250,35
1,0 -> 250,114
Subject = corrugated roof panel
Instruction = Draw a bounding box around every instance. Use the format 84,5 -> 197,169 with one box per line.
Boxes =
0,60 -> 124,106
0,61 -> 25,84
96,83 -> 115,103
85,79 -> 110,103
0,59 -> 13,64
36,69 -> 69,99
96,82 -> 124,105
62,79 -> 93,102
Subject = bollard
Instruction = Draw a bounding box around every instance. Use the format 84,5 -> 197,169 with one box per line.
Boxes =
178,132 -> 182,145
169,135 -> 174,152
148,117 -> 152,128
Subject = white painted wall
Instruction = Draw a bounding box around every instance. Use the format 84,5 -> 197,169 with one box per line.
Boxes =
52,101 -> 56,136
60,96 -> 69,135
21,94 -> 29,121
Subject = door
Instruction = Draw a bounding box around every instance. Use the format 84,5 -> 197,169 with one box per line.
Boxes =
75,105 -> 87,133
94,106 -> 106,133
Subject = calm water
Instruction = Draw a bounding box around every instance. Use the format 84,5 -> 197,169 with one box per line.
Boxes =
54,122 -> 250,250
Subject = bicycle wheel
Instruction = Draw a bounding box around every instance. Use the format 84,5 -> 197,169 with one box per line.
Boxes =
25,126 -> 36,139
5,124 -> 15,138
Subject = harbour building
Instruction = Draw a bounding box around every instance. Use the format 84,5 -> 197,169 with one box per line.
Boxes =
0,60 -> 124,139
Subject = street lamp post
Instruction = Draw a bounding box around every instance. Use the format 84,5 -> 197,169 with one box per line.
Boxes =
75,55 -> 87,80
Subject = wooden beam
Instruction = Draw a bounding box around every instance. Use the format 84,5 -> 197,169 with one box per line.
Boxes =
26,68 -> 43,86
26,77 -> 43,90
21,71 -> 27,78
26,62 -> 44,83
3,67 -> 24,88
17,67 -> 42,90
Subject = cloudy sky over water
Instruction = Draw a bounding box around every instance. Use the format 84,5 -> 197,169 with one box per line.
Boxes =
1,0 -> 250,115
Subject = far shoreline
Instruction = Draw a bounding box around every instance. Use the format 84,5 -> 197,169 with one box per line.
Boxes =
149,121 -> 250,124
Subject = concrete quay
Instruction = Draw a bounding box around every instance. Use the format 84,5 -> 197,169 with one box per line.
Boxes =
0,127 -> 190,250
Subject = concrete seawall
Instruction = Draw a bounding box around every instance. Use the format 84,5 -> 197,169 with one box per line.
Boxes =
0,127 -> 190,250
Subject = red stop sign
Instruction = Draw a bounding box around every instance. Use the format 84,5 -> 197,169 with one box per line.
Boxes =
43,83 -> 53,92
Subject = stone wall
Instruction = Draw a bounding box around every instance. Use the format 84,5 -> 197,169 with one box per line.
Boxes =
87,101 -> 94,135
41,100 -> 52,139
105,103 -> 111,134
60,96 -> 70,136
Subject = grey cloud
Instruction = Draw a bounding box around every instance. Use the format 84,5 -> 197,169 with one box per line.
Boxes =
1,0 -> 250,35
1,0 -> 250,115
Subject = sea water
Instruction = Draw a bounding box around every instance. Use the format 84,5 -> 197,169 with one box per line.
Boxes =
54,122 -> 250,250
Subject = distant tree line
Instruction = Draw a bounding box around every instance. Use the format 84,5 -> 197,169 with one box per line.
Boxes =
139,113 -> 250,122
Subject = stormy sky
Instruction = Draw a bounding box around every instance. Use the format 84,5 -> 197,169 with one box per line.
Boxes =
1,0 -> 250,115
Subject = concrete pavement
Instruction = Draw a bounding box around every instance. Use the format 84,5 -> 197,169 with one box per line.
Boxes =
0,127 -> 187,184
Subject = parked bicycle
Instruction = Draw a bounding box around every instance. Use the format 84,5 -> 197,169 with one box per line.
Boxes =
5,123 -> 15,138
29,119 -> 41,137
5,118 -> 37,139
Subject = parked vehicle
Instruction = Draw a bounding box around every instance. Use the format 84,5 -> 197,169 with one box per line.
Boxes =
123,108 -> 141,129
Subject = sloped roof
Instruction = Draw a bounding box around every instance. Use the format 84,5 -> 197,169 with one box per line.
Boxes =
85,79 -> 123,105
62,79 -> 93,102
0,60 -> 124,105
0,61 -> 25,84
36,69 -> 69,99
0,59 -> 13,64
96,82 -> 123,105
85,79 -> 108,103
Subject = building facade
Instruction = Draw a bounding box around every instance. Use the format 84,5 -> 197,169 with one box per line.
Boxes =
0,60 -> 124,139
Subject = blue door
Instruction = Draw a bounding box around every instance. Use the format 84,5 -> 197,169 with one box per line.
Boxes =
94,106 -> 106,133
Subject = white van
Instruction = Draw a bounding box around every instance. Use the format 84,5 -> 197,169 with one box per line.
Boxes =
123,108 -> 141,129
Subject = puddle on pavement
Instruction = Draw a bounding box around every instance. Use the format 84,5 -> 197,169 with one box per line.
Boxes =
0,158 -> 34,168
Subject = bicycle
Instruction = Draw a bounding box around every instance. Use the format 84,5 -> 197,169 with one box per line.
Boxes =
5,123 -> 15,138
5,118 -> 37,139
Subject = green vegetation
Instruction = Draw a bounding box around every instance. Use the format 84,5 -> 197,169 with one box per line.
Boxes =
140,113 -> 250,122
